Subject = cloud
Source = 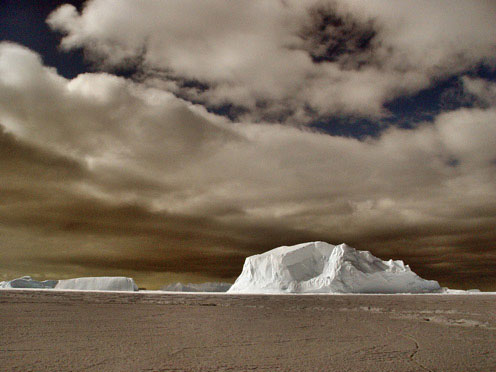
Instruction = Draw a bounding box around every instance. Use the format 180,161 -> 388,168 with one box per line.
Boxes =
0,41 -> 495,289
46,0 -> 496,122
462,76 -> 496,107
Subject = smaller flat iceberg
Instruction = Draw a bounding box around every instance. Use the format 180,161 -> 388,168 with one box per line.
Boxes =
161,282 -> 232,292
55,276 -> 138,291
0,276 -> 57,289
228,242 -> 441,294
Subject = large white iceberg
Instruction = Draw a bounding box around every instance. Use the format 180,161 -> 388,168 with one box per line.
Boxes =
161,282 -> 232,292
55,276 -> 138,291
228,242 -> 441,294
0,276 -> 57,289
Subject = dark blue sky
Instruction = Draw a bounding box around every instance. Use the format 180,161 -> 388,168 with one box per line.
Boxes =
312,64 -> 496,139
0,0 -> 87,78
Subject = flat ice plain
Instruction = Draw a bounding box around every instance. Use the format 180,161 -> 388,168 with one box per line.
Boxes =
1,290 -> 495,371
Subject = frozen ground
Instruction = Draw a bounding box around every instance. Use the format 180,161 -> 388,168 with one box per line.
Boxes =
0,290 -> 495,371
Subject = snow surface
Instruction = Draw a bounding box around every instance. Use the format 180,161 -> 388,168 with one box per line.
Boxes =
0,276 -> 57,289
228,242 -> 441,294
161,282 -> 232,292
55,277 -> 138,291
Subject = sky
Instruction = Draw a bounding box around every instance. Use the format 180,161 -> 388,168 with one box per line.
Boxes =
0,0 -> 495,290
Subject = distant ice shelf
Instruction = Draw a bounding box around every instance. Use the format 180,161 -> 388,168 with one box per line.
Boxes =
161,282 -> 232,292
0,276 -> 138,291
0,276 -> 57,289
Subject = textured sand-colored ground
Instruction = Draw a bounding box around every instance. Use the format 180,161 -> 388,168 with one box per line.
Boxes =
0,290 -> 495,371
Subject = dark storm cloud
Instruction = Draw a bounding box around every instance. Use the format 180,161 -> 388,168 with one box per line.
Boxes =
0,126 -> 88,216
0,126 -> 85,180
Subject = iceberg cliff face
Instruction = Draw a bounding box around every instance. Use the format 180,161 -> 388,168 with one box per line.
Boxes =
228,242 -> 441,294
55,277 -> 138,291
